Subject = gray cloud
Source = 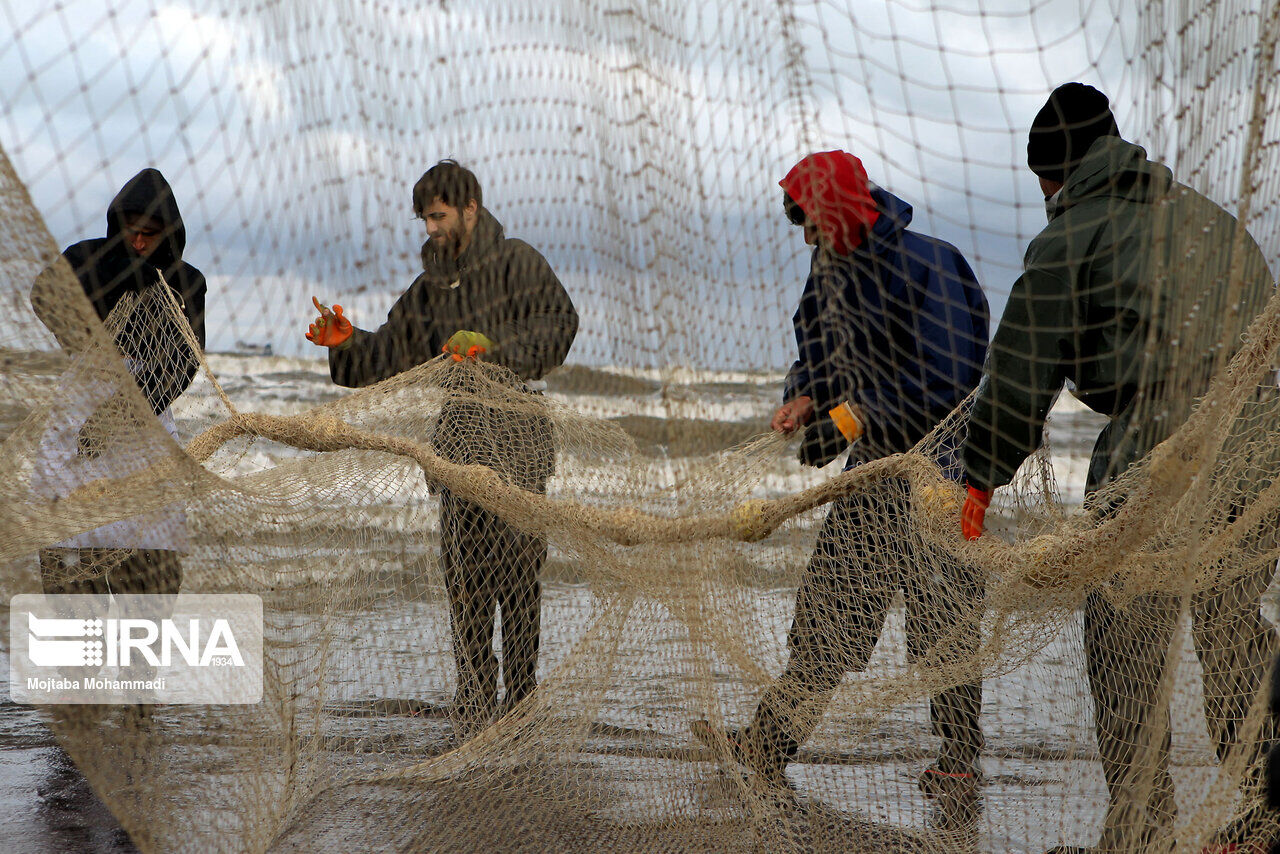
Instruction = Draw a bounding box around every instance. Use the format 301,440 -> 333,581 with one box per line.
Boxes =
3,0 -> 1275,369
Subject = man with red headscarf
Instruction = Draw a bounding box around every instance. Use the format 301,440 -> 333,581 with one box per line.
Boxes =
693,150 -> 989,825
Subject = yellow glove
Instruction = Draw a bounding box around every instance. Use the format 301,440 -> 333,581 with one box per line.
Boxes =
443,330 -> 494,362
916,481 -> 963,516
828,401 -> 865,442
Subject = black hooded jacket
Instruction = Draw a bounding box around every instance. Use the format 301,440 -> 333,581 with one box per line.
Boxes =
329,207 -> 577,387
328,207 -> 576,490
32,168 -> 207,414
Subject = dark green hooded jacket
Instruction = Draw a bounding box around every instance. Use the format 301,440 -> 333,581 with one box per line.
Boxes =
964,136 -> 1273,493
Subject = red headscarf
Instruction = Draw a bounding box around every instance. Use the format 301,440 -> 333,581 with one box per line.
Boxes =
779,150 -> 879,255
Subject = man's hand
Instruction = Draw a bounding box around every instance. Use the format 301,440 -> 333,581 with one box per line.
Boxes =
771,396 -> 815,434
305,296 -> 353,347
961,484 -> 993,541
443,330 -> 494,362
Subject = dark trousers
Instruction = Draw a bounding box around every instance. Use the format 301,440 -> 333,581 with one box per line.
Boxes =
39,547 -> 183,597
38,548 -> 183,689
440,487 -> 546,720
1081,393 -> 1280,850
1084,558 -> 1278,850
744,479 -> 985,776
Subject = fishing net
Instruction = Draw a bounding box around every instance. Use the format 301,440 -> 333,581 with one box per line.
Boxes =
3,1 -> 1280,852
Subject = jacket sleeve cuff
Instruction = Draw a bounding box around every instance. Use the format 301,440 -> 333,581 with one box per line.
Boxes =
963,473 -> 996,493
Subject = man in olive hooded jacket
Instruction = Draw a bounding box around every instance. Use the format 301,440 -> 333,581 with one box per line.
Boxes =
962,84 -> 1277,853
308,160 -> 578,731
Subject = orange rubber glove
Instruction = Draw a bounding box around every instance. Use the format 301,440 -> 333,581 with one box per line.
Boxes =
961,485 -> 993,541
442,330 -> 493,362
305,296 -> 353,347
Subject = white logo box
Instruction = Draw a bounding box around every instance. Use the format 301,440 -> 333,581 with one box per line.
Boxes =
10,594 -> 262,704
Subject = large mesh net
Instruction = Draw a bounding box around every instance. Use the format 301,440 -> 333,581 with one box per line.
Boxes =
3,1 -> 1280,852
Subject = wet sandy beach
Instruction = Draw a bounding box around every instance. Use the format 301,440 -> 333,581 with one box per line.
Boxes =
2,355 -> 1253,851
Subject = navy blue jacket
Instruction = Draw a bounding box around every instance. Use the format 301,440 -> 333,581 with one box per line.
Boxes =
784,188 -> 989,470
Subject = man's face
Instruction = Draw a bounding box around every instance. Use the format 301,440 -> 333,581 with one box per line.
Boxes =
801,220 -> 820,247
421,197 -> 477,258
1038,175 -> 1064,198
121,214 -> 164,258
791,214 -> 820,247
785,198 -> 821,247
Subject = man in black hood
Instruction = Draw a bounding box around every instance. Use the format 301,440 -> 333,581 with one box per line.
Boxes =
30,168 -> 207,712
308,159 -> 578,733
33,167 -> 206,414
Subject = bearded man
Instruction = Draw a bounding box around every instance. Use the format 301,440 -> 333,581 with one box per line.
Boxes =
307,159 -> 578,732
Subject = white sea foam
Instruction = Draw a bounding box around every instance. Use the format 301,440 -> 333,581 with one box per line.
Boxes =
178,356 -> 1103,512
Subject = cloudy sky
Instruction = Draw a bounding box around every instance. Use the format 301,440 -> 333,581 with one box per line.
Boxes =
2,0 -> 1275,369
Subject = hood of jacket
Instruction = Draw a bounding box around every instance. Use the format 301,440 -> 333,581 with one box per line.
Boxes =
864,186 -> 914,246
106,168 -> 186,270
1054,135 -> 1174,218
420,206 -> 505,285
810,186 -> 914,267
780,151 -> 880,256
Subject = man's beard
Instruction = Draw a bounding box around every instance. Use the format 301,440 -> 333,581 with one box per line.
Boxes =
430,226 -> 465,260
